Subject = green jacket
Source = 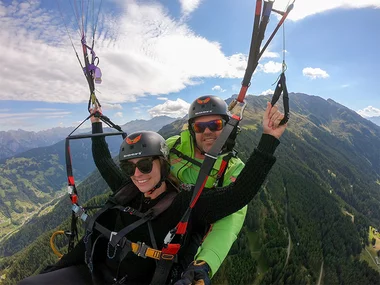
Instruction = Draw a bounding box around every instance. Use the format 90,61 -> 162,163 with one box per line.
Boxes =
166,129 -> 247,276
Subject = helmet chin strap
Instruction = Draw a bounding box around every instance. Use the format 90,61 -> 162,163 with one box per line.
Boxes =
147,164 -> 168,195
195,143 -> 205,155
147,180 -> 163,195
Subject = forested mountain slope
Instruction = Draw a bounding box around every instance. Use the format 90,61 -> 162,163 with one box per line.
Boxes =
1,93 -> 379,284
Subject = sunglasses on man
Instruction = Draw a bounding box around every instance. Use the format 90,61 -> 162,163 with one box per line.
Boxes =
120,157 -> 158,176
191,119 -> 225,133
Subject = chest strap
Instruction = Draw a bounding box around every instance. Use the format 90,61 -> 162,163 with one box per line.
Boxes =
94,222 -> 168,261
83,191 -> 177,274
169,138 -> 202,168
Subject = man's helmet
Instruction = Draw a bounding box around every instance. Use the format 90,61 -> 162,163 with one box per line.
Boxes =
119,131 -> 169,162
188,95 -> 230,124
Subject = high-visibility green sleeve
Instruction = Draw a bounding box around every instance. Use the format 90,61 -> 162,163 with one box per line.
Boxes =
194,158 -> 247,277
194,206 -> 247,277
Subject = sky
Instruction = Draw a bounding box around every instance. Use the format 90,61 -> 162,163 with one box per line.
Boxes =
0,0 -> 380,131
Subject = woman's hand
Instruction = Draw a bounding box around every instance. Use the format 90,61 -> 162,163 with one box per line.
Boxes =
89,106 -> 102,123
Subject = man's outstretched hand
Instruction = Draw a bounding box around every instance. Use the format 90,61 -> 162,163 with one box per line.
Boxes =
174,260 -> 211,285
263,102 -> 287,139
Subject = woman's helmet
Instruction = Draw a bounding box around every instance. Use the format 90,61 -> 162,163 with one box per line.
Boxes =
119,131 -> 169,162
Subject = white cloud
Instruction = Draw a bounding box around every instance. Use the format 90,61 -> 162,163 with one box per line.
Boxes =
179,0 -> 202,16
273,0 -> 380,21
259,61 -> 283,73
261,51 -> 280,58
0,111 -> 71,119
0,1 -> 248,105
157,97 -> 168,101
101,103 -> 123,110
1,1 -> 377,107
302,67 -> 330,79
132,106 -> 141,114
357,106 -> 380,118
114,112 -> 123,118
261,89 -> 275,95
0,111 -> 72,131
212,85 -> 226,92
148,98 -> 189,118
33,108 -> 63,111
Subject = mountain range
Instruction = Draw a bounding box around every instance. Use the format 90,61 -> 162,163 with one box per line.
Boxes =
0,94 -> 379,284
366,116 -> 380,126
0,116 -> 177,161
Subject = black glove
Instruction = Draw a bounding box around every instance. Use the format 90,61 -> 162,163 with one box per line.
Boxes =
174,260 -> 211,285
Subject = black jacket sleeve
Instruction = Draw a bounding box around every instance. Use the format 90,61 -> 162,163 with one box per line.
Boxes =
92,122 -> 130,192
175,134 -> 279,225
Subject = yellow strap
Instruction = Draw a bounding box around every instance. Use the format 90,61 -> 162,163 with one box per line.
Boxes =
131,242 -> 162,260
50,230 -> 65,258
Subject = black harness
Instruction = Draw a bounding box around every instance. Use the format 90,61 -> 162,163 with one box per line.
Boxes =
80,183 -> 177,284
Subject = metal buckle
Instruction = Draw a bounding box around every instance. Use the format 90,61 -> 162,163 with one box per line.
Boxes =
163,229 -> 176,245
228,99 -> 246,120
109,231 -> 117,242
136,242 -> 148,258
123,206 -> 135,215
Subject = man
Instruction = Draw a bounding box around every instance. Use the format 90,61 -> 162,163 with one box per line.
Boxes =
167,95 -> 248,284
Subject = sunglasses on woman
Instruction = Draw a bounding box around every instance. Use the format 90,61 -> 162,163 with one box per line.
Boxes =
191,119 -> 225,133
120,157 -> 158,176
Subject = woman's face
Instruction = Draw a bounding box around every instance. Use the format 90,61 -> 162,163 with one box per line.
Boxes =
127,157 -> 162,194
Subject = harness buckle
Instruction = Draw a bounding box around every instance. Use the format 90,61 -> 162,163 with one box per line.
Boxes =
123,206 -> 135,215
163,228 -> 176,245
136,242 -> 149,258
109,231 -> 117,242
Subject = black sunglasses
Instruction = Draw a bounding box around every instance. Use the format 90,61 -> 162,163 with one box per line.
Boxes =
120,157 -> 158,176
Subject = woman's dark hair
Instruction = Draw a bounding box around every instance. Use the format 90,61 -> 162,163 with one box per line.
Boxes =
158,157 -> 180,191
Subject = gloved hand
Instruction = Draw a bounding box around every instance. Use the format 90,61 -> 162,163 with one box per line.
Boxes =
174,260 -> 211,285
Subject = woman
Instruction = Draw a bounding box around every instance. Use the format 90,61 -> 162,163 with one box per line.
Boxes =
18,105 -> 285,285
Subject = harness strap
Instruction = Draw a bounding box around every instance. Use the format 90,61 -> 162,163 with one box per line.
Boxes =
271,72 -> 289,125
108,214 -> 153,248
169,138 -> 202,168
83,190 -> 177,277
92,222 -> 165,260
110,191 -> 177,247
216,152 -> 234,187
111,205 -> 145,218
148,221 -> 158,250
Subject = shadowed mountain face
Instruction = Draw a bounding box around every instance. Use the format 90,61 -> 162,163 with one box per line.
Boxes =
1,93 -> 379,284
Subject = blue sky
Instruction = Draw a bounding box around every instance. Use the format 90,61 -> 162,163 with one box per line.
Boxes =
0,0 -> 379,131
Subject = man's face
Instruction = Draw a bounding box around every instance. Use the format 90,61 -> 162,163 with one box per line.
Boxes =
193,115 -> 224,154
